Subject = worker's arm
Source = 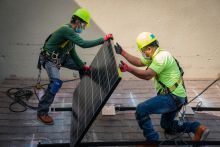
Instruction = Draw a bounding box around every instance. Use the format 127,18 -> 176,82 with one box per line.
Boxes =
69,46 -> 91,71
114,43 -> 145,67
65,32 -> 104,48
64,26 -> 113,48
69,45 -> 85,69
119,61 -> 156,80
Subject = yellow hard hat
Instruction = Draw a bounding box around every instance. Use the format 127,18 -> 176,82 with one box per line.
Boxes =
73,8 -> 91,27
136,32 -> 157,51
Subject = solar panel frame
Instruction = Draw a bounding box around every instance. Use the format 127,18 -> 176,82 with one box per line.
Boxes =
70,40 -> 122,147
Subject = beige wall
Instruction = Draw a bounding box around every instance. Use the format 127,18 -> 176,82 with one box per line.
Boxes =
0,0 -> 219,82
75,0 -> 220,79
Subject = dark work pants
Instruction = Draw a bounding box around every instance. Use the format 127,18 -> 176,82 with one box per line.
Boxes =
135,94 -> 200,141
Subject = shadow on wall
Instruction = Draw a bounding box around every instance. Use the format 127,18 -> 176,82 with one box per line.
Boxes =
0,0 -> 105,82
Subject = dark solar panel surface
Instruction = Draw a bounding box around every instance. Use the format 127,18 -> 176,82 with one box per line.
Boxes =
70,41 -> 122,147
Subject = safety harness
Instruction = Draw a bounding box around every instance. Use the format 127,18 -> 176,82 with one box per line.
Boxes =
151,48 -> 187,108
156,57 -> 185,95
37,33 -> 71,70
37,29 -> 89,80
158,58 -> 187,109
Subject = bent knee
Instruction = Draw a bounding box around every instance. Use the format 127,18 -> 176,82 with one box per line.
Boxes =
136,103 -> 150,119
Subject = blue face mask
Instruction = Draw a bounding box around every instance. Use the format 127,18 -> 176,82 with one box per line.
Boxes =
75,26 -> 83,34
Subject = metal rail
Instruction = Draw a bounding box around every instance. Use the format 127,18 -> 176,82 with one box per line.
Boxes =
38,140 -> 220,147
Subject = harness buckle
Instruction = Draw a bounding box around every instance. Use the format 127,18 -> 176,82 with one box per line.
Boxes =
51,51 -> 61,68
51,51 -> 59,60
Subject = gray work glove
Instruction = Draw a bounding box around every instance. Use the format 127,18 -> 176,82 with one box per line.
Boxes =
114,42 -> 124,54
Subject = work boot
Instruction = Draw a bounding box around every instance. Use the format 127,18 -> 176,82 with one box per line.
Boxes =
37,114 -> 54,125
194,125 -> 210,141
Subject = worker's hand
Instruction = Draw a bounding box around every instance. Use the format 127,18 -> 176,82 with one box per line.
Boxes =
83,65 -> 91,73
119,60 -> 131,72
114,42 -> 126,56
79,64 -> 91,79
104,34 -> 113,41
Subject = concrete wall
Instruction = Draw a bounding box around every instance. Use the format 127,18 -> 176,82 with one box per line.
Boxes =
0,0 -> 219,82
75,0 -> 220,79
0,0 -> 105,81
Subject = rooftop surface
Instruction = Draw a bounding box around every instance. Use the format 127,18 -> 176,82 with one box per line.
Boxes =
0,77 -> 220,147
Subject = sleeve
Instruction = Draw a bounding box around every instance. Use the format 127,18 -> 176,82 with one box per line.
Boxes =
69,47 -> 84,69
149,55 -> 167,74
64,27 -> 104,48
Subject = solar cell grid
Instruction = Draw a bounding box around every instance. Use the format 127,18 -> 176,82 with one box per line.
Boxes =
70,41 -> 122,147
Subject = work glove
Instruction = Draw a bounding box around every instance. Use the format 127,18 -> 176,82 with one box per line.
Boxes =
83,65 -> 91,76
79,64 -> 91,79
114,42 -> 126,56
83,65 -> 91,72
119,60 -> 131,72
104,34 -> 113,41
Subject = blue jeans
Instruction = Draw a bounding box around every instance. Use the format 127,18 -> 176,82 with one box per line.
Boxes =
37,55 -> 80,115
135,94 -> 200,141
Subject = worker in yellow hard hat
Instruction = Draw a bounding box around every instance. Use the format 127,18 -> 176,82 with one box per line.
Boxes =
37,8 -> 113,125
114,32 -> 209,144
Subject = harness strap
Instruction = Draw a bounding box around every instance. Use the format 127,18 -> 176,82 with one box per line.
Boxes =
156,56 -> 185,95
157,78 -> 182,95
168,78 -> 182,92
39,51 -> 61,69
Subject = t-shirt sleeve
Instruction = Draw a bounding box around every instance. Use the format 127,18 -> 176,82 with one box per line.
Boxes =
149,54 -> 167,74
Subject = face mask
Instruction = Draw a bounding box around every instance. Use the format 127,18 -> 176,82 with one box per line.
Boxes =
142,52 -> 151,60
75,26 -> 83,33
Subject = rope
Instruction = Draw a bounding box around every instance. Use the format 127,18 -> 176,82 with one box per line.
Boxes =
187,76 -> 220,105
161,75 -> 220,144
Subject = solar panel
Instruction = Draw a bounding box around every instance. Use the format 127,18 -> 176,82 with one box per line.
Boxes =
70,40 -> 122,147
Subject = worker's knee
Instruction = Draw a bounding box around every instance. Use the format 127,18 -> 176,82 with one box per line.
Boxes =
135,103 -> 150,127
136,102 -> 149,118
49,78 -> 63,95
136,103 -> 142,119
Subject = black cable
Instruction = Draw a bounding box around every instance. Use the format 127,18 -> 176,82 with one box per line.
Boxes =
187,76 -> 220,105
160,76 -> 220,144
159,104 -> 192,146
163,76 -> 220,145
6,78 -> 80,113
161,122 -> 188,146
33,86 -> 44,102
6,88 -> 37,112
